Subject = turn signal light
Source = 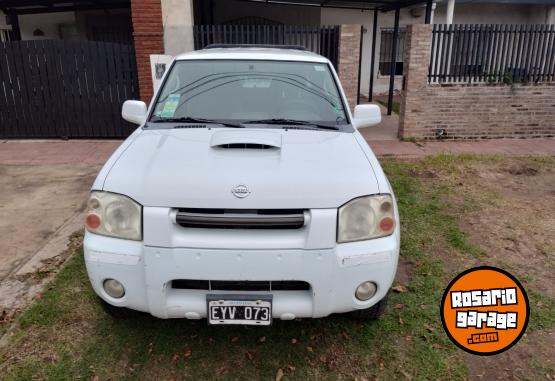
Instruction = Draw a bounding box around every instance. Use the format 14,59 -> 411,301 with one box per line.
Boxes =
379,217 -> 394,233
85,213 -> 101,230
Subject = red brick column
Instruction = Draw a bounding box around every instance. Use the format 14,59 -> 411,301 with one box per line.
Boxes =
131,0 -> 164,103
338,25 -> 362,111
398,24 -> 433,139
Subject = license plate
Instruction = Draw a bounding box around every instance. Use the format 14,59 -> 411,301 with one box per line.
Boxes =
207,295 -> 272,325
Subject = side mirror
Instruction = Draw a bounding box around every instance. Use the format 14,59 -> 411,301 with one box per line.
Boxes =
122,100 -> 147,125
353,104 -> 382,129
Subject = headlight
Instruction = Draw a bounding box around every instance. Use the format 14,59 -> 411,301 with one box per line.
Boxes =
337,194 -> 395,243
85,191 -> 142,240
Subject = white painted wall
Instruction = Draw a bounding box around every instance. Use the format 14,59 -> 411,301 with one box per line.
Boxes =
0,10 -> 9,29
322,6 -> 426,95
548,6 -> 555,24
18,12 -> 77,40
0,10 -> 9,41
434,3 -> 541,24
161,0 -> 195,56
529,5 -> 555,24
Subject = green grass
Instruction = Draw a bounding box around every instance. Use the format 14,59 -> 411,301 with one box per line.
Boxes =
1,155 -> 553,380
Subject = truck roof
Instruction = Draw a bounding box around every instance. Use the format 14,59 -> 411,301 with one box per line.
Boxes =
174,46 -> 329,63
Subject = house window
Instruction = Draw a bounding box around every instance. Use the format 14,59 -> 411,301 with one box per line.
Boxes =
379,28 -> 406,76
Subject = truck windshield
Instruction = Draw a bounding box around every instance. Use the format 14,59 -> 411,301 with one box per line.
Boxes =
149,60 -> 348,127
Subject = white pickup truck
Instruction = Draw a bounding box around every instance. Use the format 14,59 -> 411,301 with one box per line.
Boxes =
84,45 -> 399,325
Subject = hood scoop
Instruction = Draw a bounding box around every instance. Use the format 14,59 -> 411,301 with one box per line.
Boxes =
210,130 -> 282,150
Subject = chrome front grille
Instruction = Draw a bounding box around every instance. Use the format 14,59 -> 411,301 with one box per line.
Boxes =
175,209 -> 306,229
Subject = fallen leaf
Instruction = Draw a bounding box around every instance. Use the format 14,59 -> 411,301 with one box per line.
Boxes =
276,368 -> 284,381
399,317 -> 404,325
172,354 -> 179,362
246,351 -> 254,360
184,349 -> 192,359
379,359 -> 385,370
326,358 -> 337,371
258,336 -> 267,343
319,355 -> 327,363
287,364 -> 296,371
425,324 -> 435,332
306,346 -> 314,352
291,338 -> 297,344
400,369 -> 412,380
393,303 -> 404,309
231,337 -> 239,342
341,331 -> 350,339
392,285 -> 408,293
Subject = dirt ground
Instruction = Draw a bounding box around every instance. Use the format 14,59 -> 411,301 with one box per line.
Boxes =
0,164 -> 99,321
411,155 -> 555,381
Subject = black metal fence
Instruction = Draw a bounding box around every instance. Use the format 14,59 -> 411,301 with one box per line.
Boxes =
193,25 -> 341,68
429,24 -> 555,83
0,40 -> 139,139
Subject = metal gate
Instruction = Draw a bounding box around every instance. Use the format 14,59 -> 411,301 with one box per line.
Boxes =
0,39 -> 138,139
193,25 -> 341,68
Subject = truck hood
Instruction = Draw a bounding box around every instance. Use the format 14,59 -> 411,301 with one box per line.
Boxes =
102,128 -> 379,209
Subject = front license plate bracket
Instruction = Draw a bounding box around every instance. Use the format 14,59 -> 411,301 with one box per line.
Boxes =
207,294 -> 273,326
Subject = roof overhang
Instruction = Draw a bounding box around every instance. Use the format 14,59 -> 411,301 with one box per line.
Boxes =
237,0 -> 430,12
238,0 -> 555,11
0,0 -> 130,15
449,0 -> 555,3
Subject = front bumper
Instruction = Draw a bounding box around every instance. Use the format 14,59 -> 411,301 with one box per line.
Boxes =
84,230 -> 399,319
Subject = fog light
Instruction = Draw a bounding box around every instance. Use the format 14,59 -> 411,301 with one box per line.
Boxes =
355,281 -> 377,301
103,279 -> 125,298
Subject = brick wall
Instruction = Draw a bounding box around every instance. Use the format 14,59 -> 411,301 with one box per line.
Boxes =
338,25 -> 361,111
399,24 -> 555,140
131,0 -> 164,103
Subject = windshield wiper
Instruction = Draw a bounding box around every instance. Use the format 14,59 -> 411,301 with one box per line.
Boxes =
242,118 -> 340,131
149,117 -> 244,128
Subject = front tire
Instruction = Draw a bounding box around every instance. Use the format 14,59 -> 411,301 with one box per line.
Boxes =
349,293 -> 389,320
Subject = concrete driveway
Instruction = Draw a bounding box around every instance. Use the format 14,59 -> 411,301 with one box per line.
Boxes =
0,140 -> 119,319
